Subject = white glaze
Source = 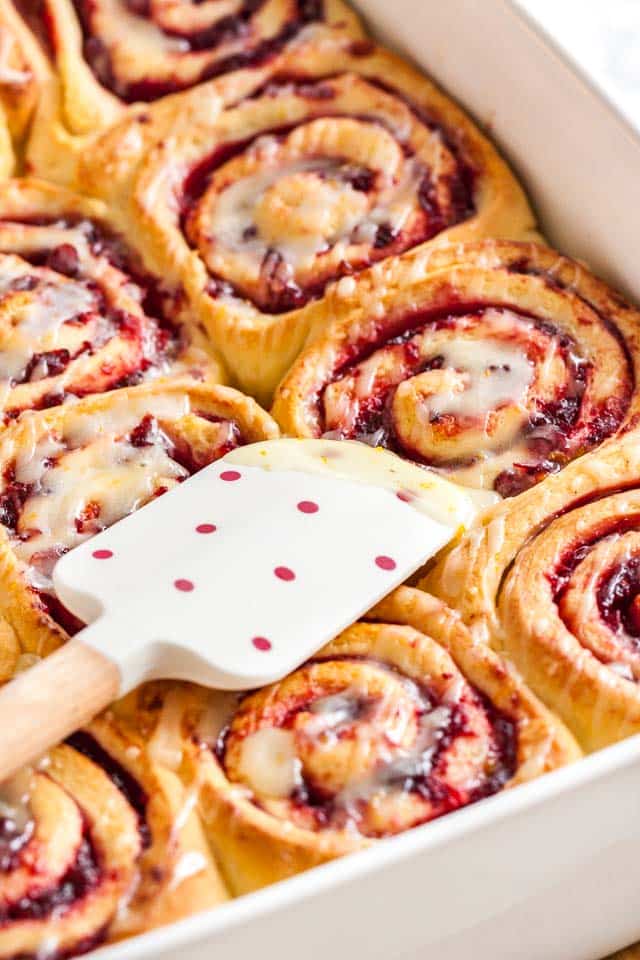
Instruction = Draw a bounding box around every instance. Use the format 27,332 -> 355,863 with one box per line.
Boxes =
237,728 -> 303,799
422,338 -> 532,419
9,394 -> 191,581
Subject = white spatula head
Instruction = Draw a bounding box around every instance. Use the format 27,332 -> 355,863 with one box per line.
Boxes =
52,439 -> 480,692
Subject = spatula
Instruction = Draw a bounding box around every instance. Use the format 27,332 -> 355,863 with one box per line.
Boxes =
0,438 -> 484,781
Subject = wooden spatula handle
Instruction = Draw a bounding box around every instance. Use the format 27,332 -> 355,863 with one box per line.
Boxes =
0,640 -> 121,782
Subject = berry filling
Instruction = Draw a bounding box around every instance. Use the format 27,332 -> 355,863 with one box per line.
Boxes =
598,555 -> 640,640
545,514 -> 640,680
0,831 -> 101,925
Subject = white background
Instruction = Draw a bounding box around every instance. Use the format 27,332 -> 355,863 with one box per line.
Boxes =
520,0 -> 640,127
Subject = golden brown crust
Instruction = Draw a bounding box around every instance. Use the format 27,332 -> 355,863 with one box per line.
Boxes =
0,680 -> 228,956
80,36 -> 537,402
0,375 -> 279,679
25,0 -> 363,187
0,107 -> 13,178
184,586 -> 578,894
0,0 -> 50,173
424,426 -> 640,751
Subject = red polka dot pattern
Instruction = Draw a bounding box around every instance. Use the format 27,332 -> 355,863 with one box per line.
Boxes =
92,549 -> 113,559
196,523 -> 217,534
274,566 -> 296,581
220,470 -> 241,482
252,636 -> 272,651
174,578 -> 195,592
297,500 -> 319,514
375,555 -> 397,571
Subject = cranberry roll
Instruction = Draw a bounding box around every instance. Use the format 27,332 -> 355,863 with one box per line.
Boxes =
273,240 -> 640,496
23,0 -> 361,148
0,178 -> 226,422
126,36 -> 537,400
0,681 -> 228,959
0,376 -> 278,680
424,426 -> 640,751
187,587 -> 578,893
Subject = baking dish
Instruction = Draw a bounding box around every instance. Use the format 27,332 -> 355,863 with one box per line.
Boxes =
73,1 -> 640,957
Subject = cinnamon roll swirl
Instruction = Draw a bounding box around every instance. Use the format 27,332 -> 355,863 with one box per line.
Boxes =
425,426 -> 640,751
0,376 -> 278,680
0,681 -> 228,959
186,587 -> 578,893
273,240 -> 640,496
0,178 -> 225,422
22,0 -> 362,154
123,36 -> 537,400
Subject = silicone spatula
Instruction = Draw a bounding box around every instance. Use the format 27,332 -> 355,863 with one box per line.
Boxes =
0,439 -> 483,781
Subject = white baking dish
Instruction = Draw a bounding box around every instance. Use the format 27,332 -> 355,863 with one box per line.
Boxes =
90,3 -> 640,958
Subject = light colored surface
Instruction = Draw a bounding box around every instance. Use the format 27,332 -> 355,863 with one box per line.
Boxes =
520,1 -> 640,128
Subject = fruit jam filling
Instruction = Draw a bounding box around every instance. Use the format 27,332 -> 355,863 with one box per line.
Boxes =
0,216 -> 177,417
67,0 -> 336,101
0,397 -> 244,632
313,304 -> 631,495
217,659 -> 516,837
547,514 -> 640,680
179,76 -> 476,314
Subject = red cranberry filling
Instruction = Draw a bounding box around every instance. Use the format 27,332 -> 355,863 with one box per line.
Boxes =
547,516 -> 640,601
0,832 -> 101,926
597,555 -> 640,640
541,514 -> 640,674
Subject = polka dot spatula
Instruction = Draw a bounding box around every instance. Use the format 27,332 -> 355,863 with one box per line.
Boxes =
0,439 -> 484,781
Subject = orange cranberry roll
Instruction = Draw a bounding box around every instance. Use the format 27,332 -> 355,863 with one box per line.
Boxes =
0,681 -> 228,959
0,178 -> 226,423
273,240 -> 640,496
21,0 -> 361,148
0,376 -> 278,680
185,587 -> 578,894
124,35 -> 537,400
424,426 -> 640,751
